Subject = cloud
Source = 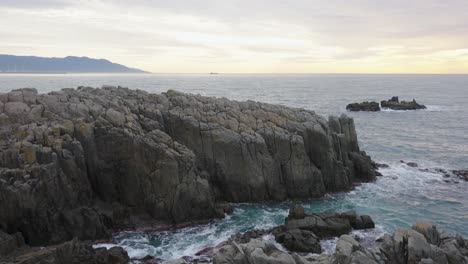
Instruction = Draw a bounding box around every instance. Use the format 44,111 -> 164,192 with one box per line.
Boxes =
0,0 -> 72,9
0,0 -> 467,73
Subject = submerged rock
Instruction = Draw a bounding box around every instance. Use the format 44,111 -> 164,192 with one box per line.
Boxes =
346,101 -> 381,112
452,170 -> 468,181
381,96 -> 426,110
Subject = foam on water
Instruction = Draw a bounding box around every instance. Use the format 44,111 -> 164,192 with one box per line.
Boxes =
98,162 -> 468,261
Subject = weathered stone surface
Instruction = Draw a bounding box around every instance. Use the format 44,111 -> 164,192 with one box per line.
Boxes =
0,87 -> 376,249
412,220 -> 441,246
284,207 -> 374,239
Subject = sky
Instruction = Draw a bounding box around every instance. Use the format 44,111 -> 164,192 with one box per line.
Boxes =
1,0 -> 468,73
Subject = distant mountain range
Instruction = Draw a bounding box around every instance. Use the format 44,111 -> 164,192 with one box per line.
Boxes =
0,54 -> 148,73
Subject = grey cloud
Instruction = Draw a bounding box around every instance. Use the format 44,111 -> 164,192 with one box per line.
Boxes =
0,0 -> 72,9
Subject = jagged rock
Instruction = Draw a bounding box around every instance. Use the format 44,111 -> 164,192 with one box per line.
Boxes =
284,207 -> 374,239
0,230 -> 25,256
214,221 -> 468,264
342,211 -> 375,230
285,211 -> 352,239
412,221 -> 441,246
346,101 -> 381,112
380,96 -> 426,110
0,238 -> 129,264
0,87 -> 377,248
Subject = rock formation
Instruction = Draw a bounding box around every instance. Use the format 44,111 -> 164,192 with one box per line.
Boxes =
346,101 -> 380,112
380,96 -> 426,110
213,214 -> 468,264
346,96 -> 426,111
0,86 -> 377,251
0,230 -> 129,264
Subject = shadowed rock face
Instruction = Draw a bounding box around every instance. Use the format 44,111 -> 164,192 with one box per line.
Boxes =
0,86 -> 376,247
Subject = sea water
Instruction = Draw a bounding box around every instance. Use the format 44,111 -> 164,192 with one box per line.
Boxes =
1,73 -> 467,260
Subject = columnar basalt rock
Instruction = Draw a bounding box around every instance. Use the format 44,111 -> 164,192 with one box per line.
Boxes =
0,86 -> 377,249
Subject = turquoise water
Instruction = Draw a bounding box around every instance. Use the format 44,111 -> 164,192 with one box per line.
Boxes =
1,73 -> 467,260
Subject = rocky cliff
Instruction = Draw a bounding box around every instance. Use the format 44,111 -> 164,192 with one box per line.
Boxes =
0,86 -> 376,248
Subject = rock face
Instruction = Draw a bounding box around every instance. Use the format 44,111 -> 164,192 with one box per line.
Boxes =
0,238 -> 129,264
213,220 -> 468,264
380,96 -> 426,110
346,101 -> 380,112
0,86 -> 376,249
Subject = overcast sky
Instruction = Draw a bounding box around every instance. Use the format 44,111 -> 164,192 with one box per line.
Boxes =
1,0 -> 468,73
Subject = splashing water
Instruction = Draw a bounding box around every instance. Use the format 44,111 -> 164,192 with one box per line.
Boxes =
94,162 -> 468,261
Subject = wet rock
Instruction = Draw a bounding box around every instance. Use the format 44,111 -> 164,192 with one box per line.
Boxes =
284,206 -> 375,239
346,101 -> 381,112
274,229 -> 321,253
452,170 -> 468,181
381,96 -> 426,110
289,205 -> 306,219
213,221 -> 468,264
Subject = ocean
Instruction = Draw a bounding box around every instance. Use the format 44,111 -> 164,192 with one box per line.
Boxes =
1,73 -> 467,260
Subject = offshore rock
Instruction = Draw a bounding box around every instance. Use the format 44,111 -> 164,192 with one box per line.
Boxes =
346,101 -> 381,112
380,96 -> 426,110
0,87 -> 377,248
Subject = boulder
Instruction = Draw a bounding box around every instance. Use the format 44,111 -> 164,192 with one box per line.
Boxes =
274,229 -> 321,253
380,96 -> 426,110
285,211 -> 353,239
285,207 -> 375,238
213,239 -> 296,264
412,220 -> 441,246
346,101 -> 381,112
